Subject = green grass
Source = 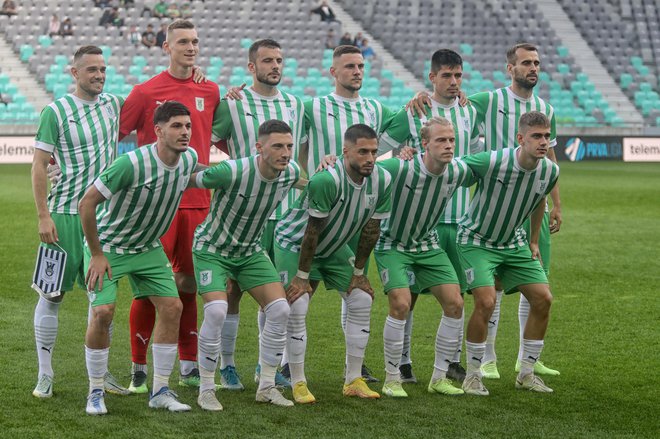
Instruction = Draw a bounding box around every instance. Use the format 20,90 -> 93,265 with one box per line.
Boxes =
1,162 -> 658,438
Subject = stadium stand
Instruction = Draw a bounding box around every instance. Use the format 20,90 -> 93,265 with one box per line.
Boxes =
0,0 -> 658,128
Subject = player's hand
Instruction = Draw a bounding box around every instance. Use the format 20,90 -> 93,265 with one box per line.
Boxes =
224,83 -> 246,100
86,254 -> 112,293
286,276 -> 313,304
47,162 -> 62,185
192,66 -> 207,83
458,90 -> 468,107
529,242 -> 542,265
38,216 -> 58,244
348,274 -> 373,298
398,146 -> 417,161
316,154 -> 337,172
405,91 -> 431,118
549,206 -> 562,234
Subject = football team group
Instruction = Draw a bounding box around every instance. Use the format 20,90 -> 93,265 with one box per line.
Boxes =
30,19 -> 562,415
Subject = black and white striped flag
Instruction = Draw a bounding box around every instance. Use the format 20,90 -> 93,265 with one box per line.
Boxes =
32,245 -> 67,298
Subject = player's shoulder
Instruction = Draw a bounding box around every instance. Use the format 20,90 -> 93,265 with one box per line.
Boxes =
184,146 -> 199,162
374,162 -> 392,186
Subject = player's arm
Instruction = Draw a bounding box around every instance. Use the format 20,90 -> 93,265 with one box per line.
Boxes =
32,149 -> 57,243
529,196 -> 546,263
210,100 -> 233,152
189,161 -> 231,189
118,86 -> 145,141
187,163 -> 210,188
546,112 -> 562,233
378,107 -> 413,155
79,185 -> 111,291
348,218 -> 381,296
286,214 -> 326,304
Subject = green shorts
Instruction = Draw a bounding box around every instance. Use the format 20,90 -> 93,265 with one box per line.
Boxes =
274,243 -> 353,292
375,247 -> 458,294
435,223 -> 467,291
193,249 -> 281,294
83,246 -> 178,307
260,219 -> 277,262
457,243 -> 548,294
38,213 -> 84,292
522,212 -> 551,275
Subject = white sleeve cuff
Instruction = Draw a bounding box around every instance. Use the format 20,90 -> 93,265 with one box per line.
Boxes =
372,211 -> 390,220
34,141 -> 55,153
195,171 -> 206,189
308,209 -> 329,218
94,178 -> 112,199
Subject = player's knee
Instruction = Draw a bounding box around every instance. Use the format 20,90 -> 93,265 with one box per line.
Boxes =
443,294 -> 464,318
265,298 -> 290,324
204,300 -> 228,326
158,298 -> 183,322
475,294 -> 496,317
91,304 -> 115,327
389,299 -> 410,320
532,288 -> 553,314
348,289 -> 373,312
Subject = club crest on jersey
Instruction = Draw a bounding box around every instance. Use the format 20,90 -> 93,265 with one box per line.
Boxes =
195,97 -> 205,112
461,117 -> 470,132
367,110 -> 376,125
288,108 -> 296,121
537,181 -> 548,193
366,194 -> 377,208
200,270 -> 212,286
104,104 -> 115,118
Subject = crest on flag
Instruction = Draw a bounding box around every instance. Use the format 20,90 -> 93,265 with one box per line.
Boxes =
32,245 -> 67,298
195,97 -> 205,111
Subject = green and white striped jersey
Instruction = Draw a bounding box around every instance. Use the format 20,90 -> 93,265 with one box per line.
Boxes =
193,156 -> 301,257
304,93 -> 393,176
379,97 -> 477,224
94,144 -> 198,254
276,158 -> 392,258
35,93 -> 124,214
211,87 -> 305,219
469,87 -> 557,152
376,155 -> 475,252
457,148 -> 559,249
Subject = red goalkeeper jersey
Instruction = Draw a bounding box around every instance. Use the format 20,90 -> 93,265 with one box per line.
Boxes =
119,70 -> 220,208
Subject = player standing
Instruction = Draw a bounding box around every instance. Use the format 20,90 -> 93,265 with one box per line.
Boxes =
458,111 -> 559,396
193,120 -> 304,410
119,19 -> 220,392
380,49 -> 476,383
80,101 -> 200,415
275,124 -> 392,402
30,45 -> 128,398
209,39 -> 305,390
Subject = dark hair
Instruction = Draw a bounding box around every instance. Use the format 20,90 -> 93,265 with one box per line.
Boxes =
258,119 -> 292,139
248,39 -> 281,63
168,19 -> 195,33
153,101 -> 191,125
344,123 -> 377,144
333,45 -> 362,59
431,49 -> 462,73
506,43 -> 537,64
518,111 -> 550,132
73,45 -> 103,64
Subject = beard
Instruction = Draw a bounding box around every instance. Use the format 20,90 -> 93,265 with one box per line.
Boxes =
514,73 -> 537,90
256,70 -> 281,86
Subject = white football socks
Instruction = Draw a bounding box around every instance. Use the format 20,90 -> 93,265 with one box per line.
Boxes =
34,297 -> 59,378
483,290 -> 503,363
432,315 -> 462,381
220,313 -> 239,369
85,346 -> 108,394
517,294 -> 531,362
520,338 -> 544,377
383,315 -> 406,382
152,343 -> 177,394
466,341 -> 486,377
286,294 -> 309,384
343,289 -> 373,384
258,298 -> 289,390
198,300 -> 228,392
400,310 -> 413,366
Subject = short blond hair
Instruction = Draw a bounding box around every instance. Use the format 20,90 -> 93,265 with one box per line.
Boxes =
420,116 -> 453,141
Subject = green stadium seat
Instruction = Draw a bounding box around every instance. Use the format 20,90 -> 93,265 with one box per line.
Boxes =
155,65 -> 167,74
557,46 -> 569,58
20,45 -> 34,62
459,43 -> 473,56
576,72 -> 589,83
240,38 -> 252,49
630,56 -> 643,67
38,35 -> 52,47
209,56 -> 223,68
462,61 -> 472,72
639,83 -> 653,93
323,49 -> 333,60
557,64 -> 570,75
100,45 -> 112,60
656,116 -> 660,126
493,71 -> 507,83
129,65 -> 142,76
637,65 -> 650,76
321,58 -> 332,69
54,55 -> 67,66
283,66 -> 296,78
232,66 -> 247,76
381,69 -> 394,80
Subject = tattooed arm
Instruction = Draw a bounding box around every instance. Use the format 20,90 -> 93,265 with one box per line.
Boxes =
286,215 -> 327,303
348,218 -> 381,296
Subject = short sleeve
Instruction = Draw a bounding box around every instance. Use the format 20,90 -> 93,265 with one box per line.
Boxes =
372,168 -> 392,220
198,160 -> 232,190
94,154 -> 134,199
210,99 -> 232,143
548,105 -> 557,148
306,170 -> 338,218
461,151 -> 491,179
379,108 -> 413,152
34,106 -> 60,153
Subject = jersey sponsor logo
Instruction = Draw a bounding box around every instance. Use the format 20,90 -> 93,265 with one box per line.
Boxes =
195,97 -> 205,112
199,270 -> 212,286
465,267 -> 475,284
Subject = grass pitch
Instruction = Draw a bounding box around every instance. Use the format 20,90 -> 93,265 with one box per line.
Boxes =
0,162 -> 658,438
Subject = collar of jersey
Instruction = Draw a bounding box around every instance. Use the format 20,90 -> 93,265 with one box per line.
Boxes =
330,92 -> 361,103
69,93 -> 100,106
418,153 -> 448,178
149,143 -> 181,171
505,86 -> 534,103
512,146 -> 542,173
429,96 -> 459,110
247,86 -> 282,101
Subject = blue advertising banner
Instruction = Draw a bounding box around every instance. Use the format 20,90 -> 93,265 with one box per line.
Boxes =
555,136 -> 623,161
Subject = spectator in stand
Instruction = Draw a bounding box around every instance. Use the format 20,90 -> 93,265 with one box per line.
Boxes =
99,7 -> 123,28
361,38 -> 375,60
155,23 -> 167,48
310,1 -> 340,24
48,14 -> 60,37
325,28 -> 336,49
1,0 -> 17,16
60,17 -> 73,36
141,23 -> 156,48
127,24 -> 141,46
339,32 -> 352,46
122,0 -> 135,7
353,32 -> 364,48
92,0 -> 110,8
152,1 -> 168,18
167,3 -> 181,19
180,2 -> 192,19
